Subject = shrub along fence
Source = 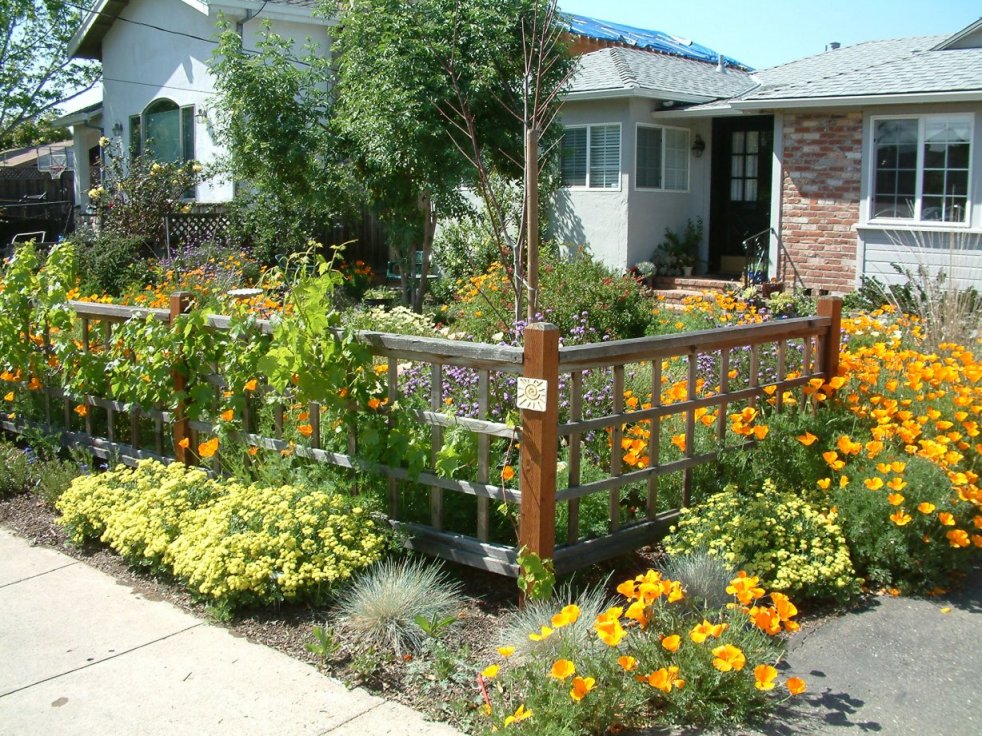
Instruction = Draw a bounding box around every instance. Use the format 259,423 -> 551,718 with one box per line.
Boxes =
1,293 -> 841,578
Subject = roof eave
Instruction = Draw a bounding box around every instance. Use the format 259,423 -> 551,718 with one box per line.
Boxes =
730,89 -> 982,109
53,104 -> 104,129
68,0 -> 122,60
564,87 -> 716,104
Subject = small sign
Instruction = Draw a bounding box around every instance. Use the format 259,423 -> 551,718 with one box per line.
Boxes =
517,377 -> 548,412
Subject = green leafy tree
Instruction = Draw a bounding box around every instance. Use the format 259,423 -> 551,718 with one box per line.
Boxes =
0,1 -> 99,143
210,22 -> 346,262
0,113 -> 68,150
327,0 -> 574,316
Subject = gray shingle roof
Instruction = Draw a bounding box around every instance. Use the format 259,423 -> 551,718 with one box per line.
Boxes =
569,47 -> 756,102
743,34 -> 982,101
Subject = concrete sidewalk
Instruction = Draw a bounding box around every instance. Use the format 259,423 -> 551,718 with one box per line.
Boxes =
0,529 -> 461,736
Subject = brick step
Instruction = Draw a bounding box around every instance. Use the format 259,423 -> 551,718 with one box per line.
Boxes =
651,275 -> 742,291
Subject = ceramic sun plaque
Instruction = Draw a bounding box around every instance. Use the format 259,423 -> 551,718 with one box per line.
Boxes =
516,377 -> 548,412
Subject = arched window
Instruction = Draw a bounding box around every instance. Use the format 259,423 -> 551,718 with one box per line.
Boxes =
129,98 -> 195,163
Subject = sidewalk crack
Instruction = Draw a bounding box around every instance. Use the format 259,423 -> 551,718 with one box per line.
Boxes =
0,622 -> 204,699
0,561 -> 79,590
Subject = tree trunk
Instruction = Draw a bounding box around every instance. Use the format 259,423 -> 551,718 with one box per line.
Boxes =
412,193 -> 437,313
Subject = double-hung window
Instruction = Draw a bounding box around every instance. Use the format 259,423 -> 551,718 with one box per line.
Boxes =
636,124 -> 689,191
560,124 -> 621,189
871,115 -> 972,223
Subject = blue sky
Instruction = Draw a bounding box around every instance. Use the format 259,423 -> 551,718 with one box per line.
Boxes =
559,1 -> 981,69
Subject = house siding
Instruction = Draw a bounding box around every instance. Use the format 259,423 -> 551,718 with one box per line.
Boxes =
780,112 -> 863,293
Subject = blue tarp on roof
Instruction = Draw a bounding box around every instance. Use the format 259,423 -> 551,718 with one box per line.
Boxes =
566,14 -> 752,71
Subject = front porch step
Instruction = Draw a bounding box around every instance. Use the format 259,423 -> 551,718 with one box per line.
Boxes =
652,288 -> 711,307
651,275 -> 742,291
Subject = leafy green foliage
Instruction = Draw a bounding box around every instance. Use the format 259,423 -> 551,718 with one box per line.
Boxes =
306,625 -> 342,663
84,137 -> 205,248
211,22 -> 343,261
71,232 -> 150,297
0,442 -> 33,498
516,548 -> 556,602
0,1 -> 99,142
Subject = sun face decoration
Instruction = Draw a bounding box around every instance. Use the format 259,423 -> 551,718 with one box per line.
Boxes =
516,377 -> 548,412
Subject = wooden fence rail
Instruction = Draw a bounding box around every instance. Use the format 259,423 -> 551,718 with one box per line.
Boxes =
2,294 -> 842,578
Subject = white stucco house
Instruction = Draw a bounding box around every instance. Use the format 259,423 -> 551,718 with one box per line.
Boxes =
61,0 -> 330,208
59,3 -> 982,292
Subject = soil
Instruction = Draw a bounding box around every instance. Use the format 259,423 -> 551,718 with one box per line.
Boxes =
0,489 -> 859,733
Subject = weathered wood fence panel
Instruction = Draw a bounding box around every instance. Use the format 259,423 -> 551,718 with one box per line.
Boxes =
2,294 -> 842,578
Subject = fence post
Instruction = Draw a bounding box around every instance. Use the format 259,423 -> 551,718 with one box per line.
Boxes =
519,322 -> 559,563
170,292 -> 195,466
817,296 -> 842,380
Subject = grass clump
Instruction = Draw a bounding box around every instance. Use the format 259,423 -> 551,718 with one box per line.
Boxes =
333,557 -> 464,657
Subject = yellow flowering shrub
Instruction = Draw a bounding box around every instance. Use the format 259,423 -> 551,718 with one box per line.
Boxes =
57,460 -> 386,608
665,480 -> 861,603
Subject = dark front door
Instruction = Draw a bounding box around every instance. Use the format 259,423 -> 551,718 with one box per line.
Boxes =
709,115 -> 774,273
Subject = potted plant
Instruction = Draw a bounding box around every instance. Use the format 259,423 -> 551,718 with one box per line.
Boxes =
654,218 -> 703,277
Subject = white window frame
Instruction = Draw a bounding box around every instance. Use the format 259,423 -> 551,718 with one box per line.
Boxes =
634,123 -> 690,192
560,123 -> 622,191
868,113 -> 974,227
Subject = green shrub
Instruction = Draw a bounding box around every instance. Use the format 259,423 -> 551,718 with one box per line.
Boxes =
333,557 -> 464,656
0,442 -> 33,498
70,232 -> 152,297
665,480 -> 861,603
57,459 -> 387,609
35,458 -> 82,508
830,455 -> 975,591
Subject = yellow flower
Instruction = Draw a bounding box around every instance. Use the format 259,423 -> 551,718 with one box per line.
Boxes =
198,437 -> 219,458
528,625 -> 553,642
549,659 -> 575,680
74,404 -> 88,417
938,512 -> 955,526
297,424 -> 314,437
503,704 -> 532,726
864,477 -> 884,491
617,655 -> 637,671
711,644 -> 746,672
890,510 -> 912,526
244,379 -> 258,392
796,432 -> 818,446
178,437 -> 190,449
917,502 -> 936,514
594,608 -> 626,647
786,677 -> 807,695
887,493 -> 905,506
754,664 -> 778,691
551,604 -> 580,629
220,409 -> 234,422
946,529 -> 970,548
497,646 -> 515,658
501,465 -> 516,482
689,619 -> 726,644
661,634 -> 681,653
569,676 -> 595,702
481,664 -> 500,679
817,478 -> 832,490
3,392 -> 13,402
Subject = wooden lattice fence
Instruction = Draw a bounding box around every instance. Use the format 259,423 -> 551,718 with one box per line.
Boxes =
1,295 -> 842,577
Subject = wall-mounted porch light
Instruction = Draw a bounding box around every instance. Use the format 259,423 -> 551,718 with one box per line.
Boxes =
112,121 -> 123,137
691,134 -> 706,158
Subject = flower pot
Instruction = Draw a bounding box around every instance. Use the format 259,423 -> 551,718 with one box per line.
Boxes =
682,266 -> 693,277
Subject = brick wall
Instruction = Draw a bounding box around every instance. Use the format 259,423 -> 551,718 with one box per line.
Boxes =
780,112 -> 863,293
